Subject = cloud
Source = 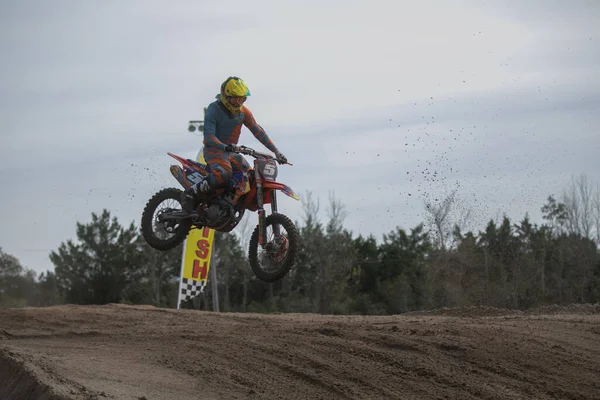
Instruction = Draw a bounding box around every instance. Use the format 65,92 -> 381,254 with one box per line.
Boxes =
1,0 -> 599,274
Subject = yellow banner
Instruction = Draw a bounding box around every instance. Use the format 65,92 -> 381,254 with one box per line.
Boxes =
196,147 -> 206,165
182,142 -> 214,283
182,226 -> 215,282
178,110 -> 216,307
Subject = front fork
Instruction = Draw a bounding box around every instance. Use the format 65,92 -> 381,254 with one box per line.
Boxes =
255,171 -> 280,247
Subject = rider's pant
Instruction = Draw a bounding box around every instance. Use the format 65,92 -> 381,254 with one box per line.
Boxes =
203,146 -> 251,188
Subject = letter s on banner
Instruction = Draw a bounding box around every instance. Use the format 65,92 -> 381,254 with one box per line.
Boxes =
177,226 -> 215,307
182,227 -> 214,282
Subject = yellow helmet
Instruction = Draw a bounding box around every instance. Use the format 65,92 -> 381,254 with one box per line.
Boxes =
221,76 -> 251,98
219,76 -> 251,115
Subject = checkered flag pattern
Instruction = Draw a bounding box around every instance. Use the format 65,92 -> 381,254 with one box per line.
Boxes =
179,277 -> 207,303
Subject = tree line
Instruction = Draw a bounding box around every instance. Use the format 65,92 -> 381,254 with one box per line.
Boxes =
1,173 -> 599,314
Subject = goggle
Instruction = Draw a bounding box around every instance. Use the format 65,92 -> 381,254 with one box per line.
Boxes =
227,96 -> 247,106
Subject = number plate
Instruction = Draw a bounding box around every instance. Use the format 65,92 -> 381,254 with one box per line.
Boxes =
259,159 -> 278,181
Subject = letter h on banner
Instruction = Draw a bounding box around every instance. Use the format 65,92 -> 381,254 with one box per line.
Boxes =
177,226 -> 216,309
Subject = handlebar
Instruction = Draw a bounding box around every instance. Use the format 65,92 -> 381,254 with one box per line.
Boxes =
234,145 -> 292,166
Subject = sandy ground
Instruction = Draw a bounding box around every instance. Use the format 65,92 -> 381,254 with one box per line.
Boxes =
1,303 -> 599,400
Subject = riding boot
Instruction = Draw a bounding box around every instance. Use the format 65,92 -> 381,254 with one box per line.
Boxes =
180,188 -> 196,214
180,177 -> 212,214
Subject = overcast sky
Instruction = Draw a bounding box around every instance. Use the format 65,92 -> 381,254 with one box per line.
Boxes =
1,0 -> 599,274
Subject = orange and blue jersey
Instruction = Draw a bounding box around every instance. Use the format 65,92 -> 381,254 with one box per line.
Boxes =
201,100 -> 278,187
203,100 -> 278,153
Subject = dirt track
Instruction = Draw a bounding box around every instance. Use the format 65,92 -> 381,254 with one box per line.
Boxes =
1,304 -> 599,400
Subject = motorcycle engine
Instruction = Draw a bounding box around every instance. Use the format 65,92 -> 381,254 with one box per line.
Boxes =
203,195 -> 235,230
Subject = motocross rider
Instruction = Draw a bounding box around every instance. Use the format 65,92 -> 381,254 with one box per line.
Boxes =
181,76 -> 288,213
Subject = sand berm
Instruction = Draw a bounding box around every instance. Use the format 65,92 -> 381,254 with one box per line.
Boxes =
1,303 -> 599,399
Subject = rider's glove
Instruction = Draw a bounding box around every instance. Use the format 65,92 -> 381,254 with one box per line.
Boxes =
275,150 -> 287,164
224,144 -> 239,153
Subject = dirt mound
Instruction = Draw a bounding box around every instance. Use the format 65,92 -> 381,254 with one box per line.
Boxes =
521,303 -> 600,315
406,302 -> 600,318
1,304 -> 599,400
406,305 -> 518,317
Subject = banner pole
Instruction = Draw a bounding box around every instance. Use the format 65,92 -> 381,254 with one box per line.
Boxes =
177,240 -> 187,310
210,246 -> 219,312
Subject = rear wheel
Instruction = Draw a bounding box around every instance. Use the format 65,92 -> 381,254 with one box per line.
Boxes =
248,213 -> 299,282
141,188 -> 192,251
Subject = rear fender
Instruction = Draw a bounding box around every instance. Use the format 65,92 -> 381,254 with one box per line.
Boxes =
168,152 -> 209,173
169,165 -> 188,189
167,152 -> 209,189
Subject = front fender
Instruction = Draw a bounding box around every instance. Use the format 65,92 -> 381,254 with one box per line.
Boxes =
263,181 -> 300,201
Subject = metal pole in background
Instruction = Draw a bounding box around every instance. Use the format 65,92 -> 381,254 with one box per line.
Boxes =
176,242 -> 186,310
210,247 -> 219,312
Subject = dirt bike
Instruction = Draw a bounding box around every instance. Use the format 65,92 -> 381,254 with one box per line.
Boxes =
140,145 -> 300,283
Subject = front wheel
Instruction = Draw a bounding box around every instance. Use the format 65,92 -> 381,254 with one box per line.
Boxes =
248,213 -> 300,283
141,188 -> 192,251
